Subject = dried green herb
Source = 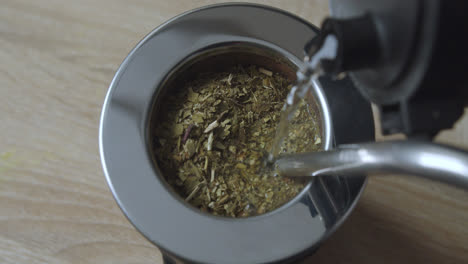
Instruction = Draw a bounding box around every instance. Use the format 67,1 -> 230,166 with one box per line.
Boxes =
153,65 -> 321,217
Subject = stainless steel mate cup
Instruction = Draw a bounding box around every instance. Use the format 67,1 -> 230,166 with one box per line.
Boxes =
99,4 -> 374,264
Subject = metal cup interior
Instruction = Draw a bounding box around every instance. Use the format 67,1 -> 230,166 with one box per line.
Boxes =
148,42 -> 328,216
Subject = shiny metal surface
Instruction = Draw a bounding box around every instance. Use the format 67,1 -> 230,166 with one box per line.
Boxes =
306,34 -> 339,69
277,140 -> 468,189
99,3 -> 374,263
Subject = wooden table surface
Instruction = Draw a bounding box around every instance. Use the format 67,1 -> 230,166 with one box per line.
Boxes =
1,0 -> 467,263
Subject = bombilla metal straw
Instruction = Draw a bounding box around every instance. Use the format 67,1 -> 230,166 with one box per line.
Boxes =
276,140 -> 468,190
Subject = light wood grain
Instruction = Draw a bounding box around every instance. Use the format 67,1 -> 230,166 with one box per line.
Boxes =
1,1 -> 467,263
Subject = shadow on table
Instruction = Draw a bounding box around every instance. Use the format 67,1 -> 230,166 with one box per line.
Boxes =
301,202 -> 454,264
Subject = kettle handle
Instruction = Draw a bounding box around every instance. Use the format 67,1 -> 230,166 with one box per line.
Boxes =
276,140 -> 468,189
